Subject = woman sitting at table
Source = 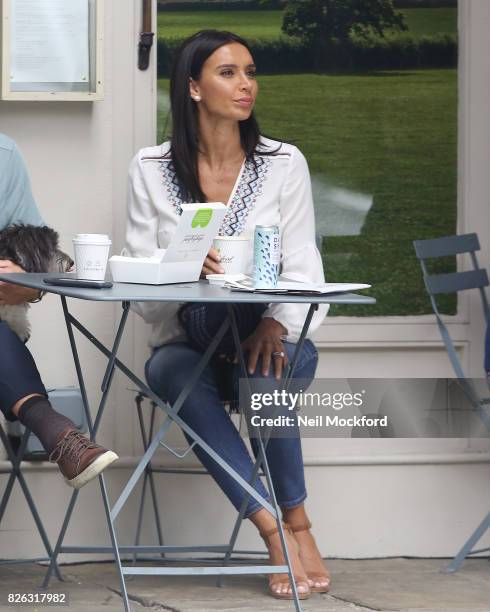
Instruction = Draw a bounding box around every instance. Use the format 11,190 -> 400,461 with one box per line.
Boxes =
125,30 -> 329,600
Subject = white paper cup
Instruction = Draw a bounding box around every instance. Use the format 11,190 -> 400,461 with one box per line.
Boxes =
73,234 -> 112,280
213,236 -> 249,274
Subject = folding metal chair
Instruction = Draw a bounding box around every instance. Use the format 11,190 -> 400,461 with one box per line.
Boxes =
131,392 -> 164,561
0,423 -> 61,577
413,232 -> 490,571
131,391 -> 267,569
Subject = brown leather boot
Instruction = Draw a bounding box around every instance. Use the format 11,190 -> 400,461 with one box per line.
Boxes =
49,428 -> 118,489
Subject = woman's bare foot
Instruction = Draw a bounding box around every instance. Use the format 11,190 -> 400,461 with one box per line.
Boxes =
283,506 -> 331,592
249,509 -> 310,599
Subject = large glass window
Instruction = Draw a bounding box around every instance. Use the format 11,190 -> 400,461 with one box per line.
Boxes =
157,0 -> 458,316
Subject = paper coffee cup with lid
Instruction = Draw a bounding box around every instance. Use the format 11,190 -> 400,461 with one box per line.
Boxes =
72,233 -> 112,280
213,236 -> 249,274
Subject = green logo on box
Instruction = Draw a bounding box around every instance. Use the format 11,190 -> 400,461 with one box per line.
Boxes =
191,209 -> 213,228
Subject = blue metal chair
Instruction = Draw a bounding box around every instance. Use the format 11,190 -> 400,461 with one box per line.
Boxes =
413,232 -> 490,571
131,391 -> 267,570
0,423 -> 61,577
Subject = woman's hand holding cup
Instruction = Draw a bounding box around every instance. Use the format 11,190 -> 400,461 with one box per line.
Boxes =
201,247 -> 225,277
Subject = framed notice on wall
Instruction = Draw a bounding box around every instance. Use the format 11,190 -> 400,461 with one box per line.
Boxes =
1,0 -> 103,100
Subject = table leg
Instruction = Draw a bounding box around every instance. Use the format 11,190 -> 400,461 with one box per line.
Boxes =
58,296 -> 93,435
42,298 -> 130,610
146,404 -> 165,554
218,304 -> 317,608
109,314 -> 230,519
62,313 -> 276,522
99,474 -> 132,612
133,400 -> 164,564
43,296 -> 302,610
225,303 -> 317,530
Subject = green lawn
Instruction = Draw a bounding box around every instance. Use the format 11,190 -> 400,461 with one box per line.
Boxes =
157,8 -> 457,41
158,10 -> 282,40
398,7 -> 457,37
158,69 -> 457,316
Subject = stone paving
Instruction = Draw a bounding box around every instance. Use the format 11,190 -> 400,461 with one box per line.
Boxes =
0,558 -> 489,611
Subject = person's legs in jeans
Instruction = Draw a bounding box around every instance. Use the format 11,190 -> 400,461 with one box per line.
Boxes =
229,338 -> 329,594
0,321 -> 117,488
145,338 -> 320,597
235,339 -> 318,512
0,321 -> 47,422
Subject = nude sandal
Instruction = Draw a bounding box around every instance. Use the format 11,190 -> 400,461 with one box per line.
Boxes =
259,523 -> 311,600
289,520 -> 331,593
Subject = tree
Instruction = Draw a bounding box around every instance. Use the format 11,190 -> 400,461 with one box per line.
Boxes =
282,0 -> 407,45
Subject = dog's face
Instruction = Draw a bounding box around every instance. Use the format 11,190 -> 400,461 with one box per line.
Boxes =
0,224 -> 71,273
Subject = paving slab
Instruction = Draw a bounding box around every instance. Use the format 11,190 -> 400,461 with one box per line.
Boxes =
0,558 -> 489,612
328,558 -> 490,611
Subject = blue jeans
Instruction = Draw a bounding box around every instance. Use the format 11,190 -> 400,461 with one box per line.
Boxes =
0,322 -> 47,421
145,339 -> 318,518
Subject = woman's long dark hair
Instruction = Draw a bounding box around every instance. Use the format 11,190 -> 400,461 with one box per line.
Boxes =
169,30 -> 263,203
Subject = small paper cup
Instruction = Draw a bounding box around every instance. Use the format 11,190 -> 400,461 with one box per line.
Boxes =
213,236 -> 249,274
73,234 -> 112,281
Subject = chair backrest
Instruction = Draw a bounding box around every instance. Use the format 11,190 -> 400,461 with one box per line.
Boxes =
413,233 -> 489,319
414,235 -> 490,435
413,233 -> 490,390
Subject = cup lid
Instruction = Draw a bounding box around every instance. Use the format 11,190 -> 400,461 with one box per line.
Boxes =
73,233 -> 111,243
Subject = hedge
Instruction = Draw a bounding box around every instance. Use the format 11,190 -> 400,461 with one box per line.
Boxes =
393,0 -> 457,7
350,33 -> 458,70
159,0 -> 456,10
157,33 -> 457,76
158,1 -> 264,11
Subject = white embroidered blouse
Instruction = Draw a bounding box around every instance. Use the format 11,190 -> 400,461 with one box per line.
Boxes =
125,136 -> 328,348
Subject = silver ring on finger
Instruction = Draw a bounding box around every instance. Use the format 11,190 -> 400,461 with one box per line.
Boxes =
272,351 -> 285,358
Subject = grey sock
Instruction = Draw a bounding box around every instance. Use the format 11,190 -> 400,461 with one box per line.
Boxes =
17,396 -> 75,454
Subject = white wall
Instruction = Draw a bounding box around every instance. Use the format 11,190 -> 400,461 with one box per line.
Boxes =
0,0 -> 489,561
0,0 -> 156,559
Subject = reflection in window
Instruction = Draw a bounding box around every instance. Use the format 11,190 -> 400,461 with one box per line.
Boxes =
157,0 -> 458,316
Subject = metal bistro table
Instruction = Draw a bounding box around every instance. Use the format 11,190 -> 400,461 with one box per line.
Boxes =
0,272 -> 375,612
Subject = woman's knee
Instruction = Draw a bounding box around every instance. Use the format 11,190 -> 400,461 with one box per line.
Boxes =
284,339 -> 318,380
145,343 -> 202,400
